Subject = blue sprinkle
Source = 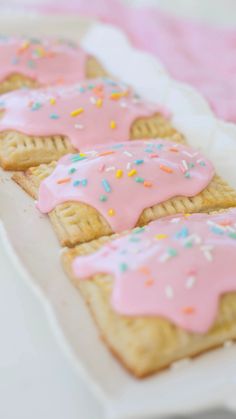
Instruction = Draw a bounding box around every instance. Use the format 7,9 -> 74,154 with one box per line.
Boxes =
81,179 -> 88,187
112,143 -> 124,149
211,226 -> 224,235
175,226 -> 189,239
73,180 -> 80,187
102,179 -> 111,193
50,113 -> 60,119
156,143 -> 164,150
135,159 -> 144,165
78,87 -> 86,93
144,148 -> 153,153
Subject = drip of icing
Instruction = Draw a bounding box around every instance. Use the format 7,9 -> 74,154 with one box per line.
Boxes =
72,209 -> 236,333
0,78 -> 166,149
37,139 -> 214,232
0,36 -> 87,85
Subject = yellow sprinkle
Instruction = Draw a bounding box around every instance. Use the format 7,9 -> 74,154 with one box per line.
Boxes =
184,213 -> 191,218
110,120 -> 116,129
71,108 -> 84,117
50,98 -> 56,105
96,98 -> 103,108
108,208 -> 115,216
116,169 -> 123,179
155,234 -> 168,240
128,169 -> 137,177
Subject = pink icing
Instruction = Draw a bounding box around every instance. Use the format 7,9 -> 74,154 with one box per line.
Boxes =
37,139 -> 214,232
0,36 -> 87,85
73,209 -> 236,333
0,78 -> 165,149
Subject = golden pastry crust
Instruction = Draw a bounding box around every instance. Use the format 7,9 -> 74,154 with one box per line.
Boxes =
0,114 -> 184,171
13,160 -> 236,247
0,56 -> 107,95
62,235 -> 236,378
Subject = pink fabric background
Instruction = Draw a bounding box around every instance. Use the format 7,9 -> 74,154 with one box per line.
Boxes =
18,1 -> 236,122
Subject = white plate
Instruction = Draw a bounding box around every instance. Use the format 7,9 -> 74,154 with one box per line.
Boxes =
1,10 -> 236,419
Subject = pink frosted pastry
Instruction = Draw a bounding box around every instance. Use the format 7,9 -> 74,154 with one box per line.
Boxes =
62,209 -> 236,376
73,210 -> 236,333
0,36 -> 105,92
0,78 -> 178,170
37,139 -> 215,232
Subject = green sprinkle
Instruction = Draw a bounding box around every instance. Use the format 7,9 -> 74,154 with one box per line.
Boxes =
168,248 -> 178,257
81,179 -> 88,187
50,113 -> 60,119
120,263 -> 128,273
184,171 -> 191,178
229,232 -> 236,240
31,102 -> 42,111
27,60 -> 36,68
135,177 -> 145,183
184,241 -> 193,249
188,162 -> 195,168
129,236 -> 140,242
68,167 -> 76,174
71,154 -> 86,162
100,195 -> 107,202
200,161 -> 206,167
133,226 -> 145,234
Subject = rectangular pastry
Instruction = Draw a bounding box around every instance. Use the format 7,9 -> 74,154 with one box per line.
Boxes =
0,36 -> 106,94
0,77 -> 183,170
13,139 -> 236,247
62,210 -> 236,377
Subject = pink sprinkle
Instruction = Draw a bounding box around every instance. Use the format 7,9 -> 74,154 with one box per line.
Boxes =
150,153 -> 159,158
99,164 -> 105,172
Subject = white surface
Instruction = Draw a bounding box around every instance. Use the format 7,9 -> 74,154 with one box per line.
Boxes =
1,2 -> 236,419
0,241 -> 103,419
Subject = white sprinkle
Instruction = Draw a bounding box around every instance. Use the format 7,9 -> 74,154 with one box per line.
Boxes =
201,245 -> 214,261
105,166 -> 115,172
124,151 -> 133,157
182,159 -> 188,171
74,124 -> 84,130
90,97 -> 96,104
186,276 -> 196,289
170,217 -> 181,224
159,252 -> 170,263
120,101 -> 128,108
207,220 -> 225,232
183,234 -> 202,246
226,225 -> 236,233
165,285 -> 174,299
126,162 -> 132,170
182,150 -> 198,158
